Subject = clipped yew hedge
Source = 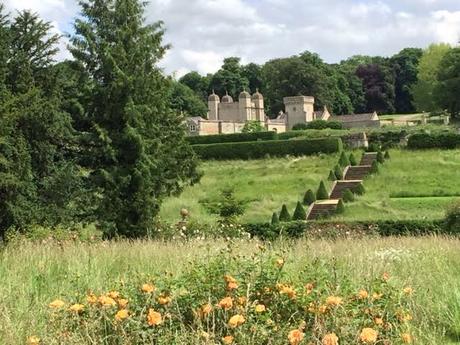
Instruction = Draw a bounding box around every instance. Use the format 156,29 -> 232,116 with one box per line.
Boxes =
192,137 -> 343,160
186,131 -> 277,145
408,132 -> 460,149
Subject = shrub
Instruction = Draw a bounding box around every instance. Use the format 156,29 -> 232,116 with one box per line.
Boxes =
339,151 -> 350,167
328,170 -> 337,181
342,189 -> 355,203
336,199 -> 345,214
292,201 -> 307,221
242,121 -> 266,133
303,189 -> 316,206
305,119 -> 343,130
334,164 -> 343,180
445,201 -> 460,234
279,204 -> 291,222
353,183 -> 366,196
192,137 -> 343,160
366,143 -> 380,152
384,151 -> 390,159
349,153 -> 357,166
292,123 -> 308,130
186,131 -> 277,145
271,212 -> 279,225
370,160 -> 379,174
376,151 -> 385,163
316,181 -> 329,200
408,133 -> 460,149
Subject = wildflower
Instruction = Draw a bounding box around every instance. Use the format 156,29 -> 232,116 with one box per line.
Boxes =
374,317 -> 384,326
358,289 -> 369,299
224,275 -> 238,290
288,329 -> 305,345
322,333 -> 339,345
69,304 -> 84,313
218,297 -> 233,310
255,304 -> 266,313
98,295 -> 117,308
87,293 -> 97,304
142,283 -> 155,294
305,283 -> 314,294
107,291 -> 120,299
318,305 -> 328,314
403,287 -> 414,295
228,314 -> 245,328
359,328 -> 378,343
401,333 -> 413,343
222,335 -> 234,344
326,296 -> 343,307
278,284 -> 296,299
372,292 -> 383,300
147,309 -> 162,326
158,295 -> 172,305
382,272 -> 390,281
201,303 -> 213,316
118,298 -> 129,309
49,299 -> 65,309
27,336 -> 40,345
115,309 -> 129,322
276,258 -> 284,268
237,296 -> 247,305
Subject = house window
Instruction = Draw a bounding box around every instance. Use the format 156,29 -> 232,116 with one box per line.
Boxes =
189,124 -> 197,132
293,106 -> 297,111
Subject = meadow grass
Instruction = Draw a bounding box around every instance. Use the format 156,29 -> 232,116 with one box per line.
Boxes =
1,237 -> 460,344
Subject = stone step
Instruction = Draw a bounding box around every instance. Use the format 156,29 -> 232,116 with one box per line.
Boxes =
360,152 -> 378,166
344,165 -> 372,180
306,200 -> 339,220
330,180 -> 363,199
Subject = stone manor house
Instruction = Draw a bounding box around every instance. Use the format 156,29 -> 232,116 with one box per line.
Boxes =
186,90 -> 380,136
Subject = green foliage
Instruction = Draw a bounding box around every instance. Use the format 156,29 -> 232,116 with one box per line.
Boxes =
336,199 -> 345,214
271,212 -> 279,225
334,164 -> 343,180
445,201 -> 460,234
353,183 -> 366,196
279,204 -> 291,222
292,201 -> 306,221
192,137 -> 343,160
408,133 -> 460,149
370,160 -> 380,174
168,81 -> 207,117
304,120 -> 343,130
303,189 -> 316,206
69,0 -> 199,237
377,151 -> 385,163
242,121 -> 266,133
349,153 -> 357,166
339,151 -> 350,167
316,180 -> 329,200
179,71 -> 211,102
328,170 -> 337,181
212,189 -> 245,222
210,57 -> 249,99
435,47 -> 460,119
187,131 -> 277,145
342,189 -> 355,203
384,151 -> 390,159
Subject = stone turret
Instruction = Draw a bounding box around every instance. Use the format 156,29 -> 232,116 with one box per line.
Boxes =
208,90 -> 220,120
239,90 -> 252,121
252,89 -> 265,122
283,96 -> 315,130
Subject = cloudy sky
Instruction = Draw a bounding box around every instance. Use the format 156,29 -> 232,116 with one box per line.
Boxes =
4,0 -> 460,77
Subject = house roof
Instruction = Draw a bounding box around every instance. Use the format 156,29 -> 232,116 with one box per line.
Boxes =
330,112 -> 379,123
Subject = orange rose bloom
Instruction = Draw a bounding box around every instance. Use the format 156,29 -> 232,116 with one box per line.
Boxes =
403,287 -> 414,295
115,309 -> 129,322
322,333 -> 339,345
87,293 -> 97,304
228,314 -> 245,328
255,304 -> 266,313
107,291 -> 120,299
98,295 -> 117,307
49,299 -> 65,309
288,329 -> 305,345
326,296 -> 343,307
374,317 -> 384,326
27,336 -> 41,345
359,328 -> 378,343
224,275 -> 239,290
147,309 -> 162,326
201,303 -> 213,316
276,258 -> 284,268
218,297 -> 233,310
69,304 -> 84,313
278,284 -> 297,299
222,335 -> 234,344
358,289 -> 369,299
118,298 -> 129,308
305,283 -> 314,294
401,333 -> 413,343
158,295 -> 172,305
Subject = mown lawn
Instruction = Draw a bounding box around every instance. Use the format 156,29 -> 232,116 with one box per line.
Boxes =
1,237 -> 459,344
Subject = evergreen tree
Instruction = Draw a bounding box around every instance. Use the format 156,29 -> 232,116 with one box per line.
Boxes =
316,181 -> 329,200
377,151 -> 385,163
354,183 -> 366,196
292,201 -> 306,221
349,153 -> 358,166
271,212 -> 279,225
279,204 -> 291,222
370,160 -> 380,174
328,170 -> 337,181
303,189 -> 316,205
339,151 -> 350,167
336,199 -> 345,214
342,189 -> 355,203
70,0 -> 199,237
334,164 -> 343,180
384,151 -> 390,159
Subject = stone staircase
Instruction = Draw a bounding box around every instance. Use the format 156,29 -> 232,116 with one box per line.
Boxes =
306,152 -> 379,220
306,200 -> 340,220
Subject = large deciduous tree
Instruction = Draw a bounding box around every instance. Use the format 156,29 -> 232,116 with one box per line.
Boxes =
435,47 -> 460,118
70,0 -> 199,237
210,57 -> 249,99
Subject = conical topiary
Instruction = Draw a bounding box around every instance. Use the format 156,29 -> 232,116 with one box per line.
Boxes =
279,204 -> 291,222
384,151 -> 390,159
303,189 -> 316,206
271,212 -> 279,225
353,183 -> 366,195
292,201 -> 307,221
334,164 -> 343,180
316,180 -> 329,200
349,153 -> 358,166
342,188 -> 355,203
370,160 -> 379,174
328,170 -> 337,181
339,151 -> 350,167
336,199 -> 345,214
377,151 -> 385,163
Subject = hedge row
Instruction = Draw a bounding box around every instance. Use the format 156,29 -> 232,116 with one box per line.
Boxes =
192,137 -> 343,160
186,131 -> 277,145
408,133 -> 460,149
244,219 -> 446,241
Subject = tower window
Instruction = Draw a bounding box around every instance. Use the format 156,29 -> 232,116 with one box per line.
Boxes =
189,124 -> 197,132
